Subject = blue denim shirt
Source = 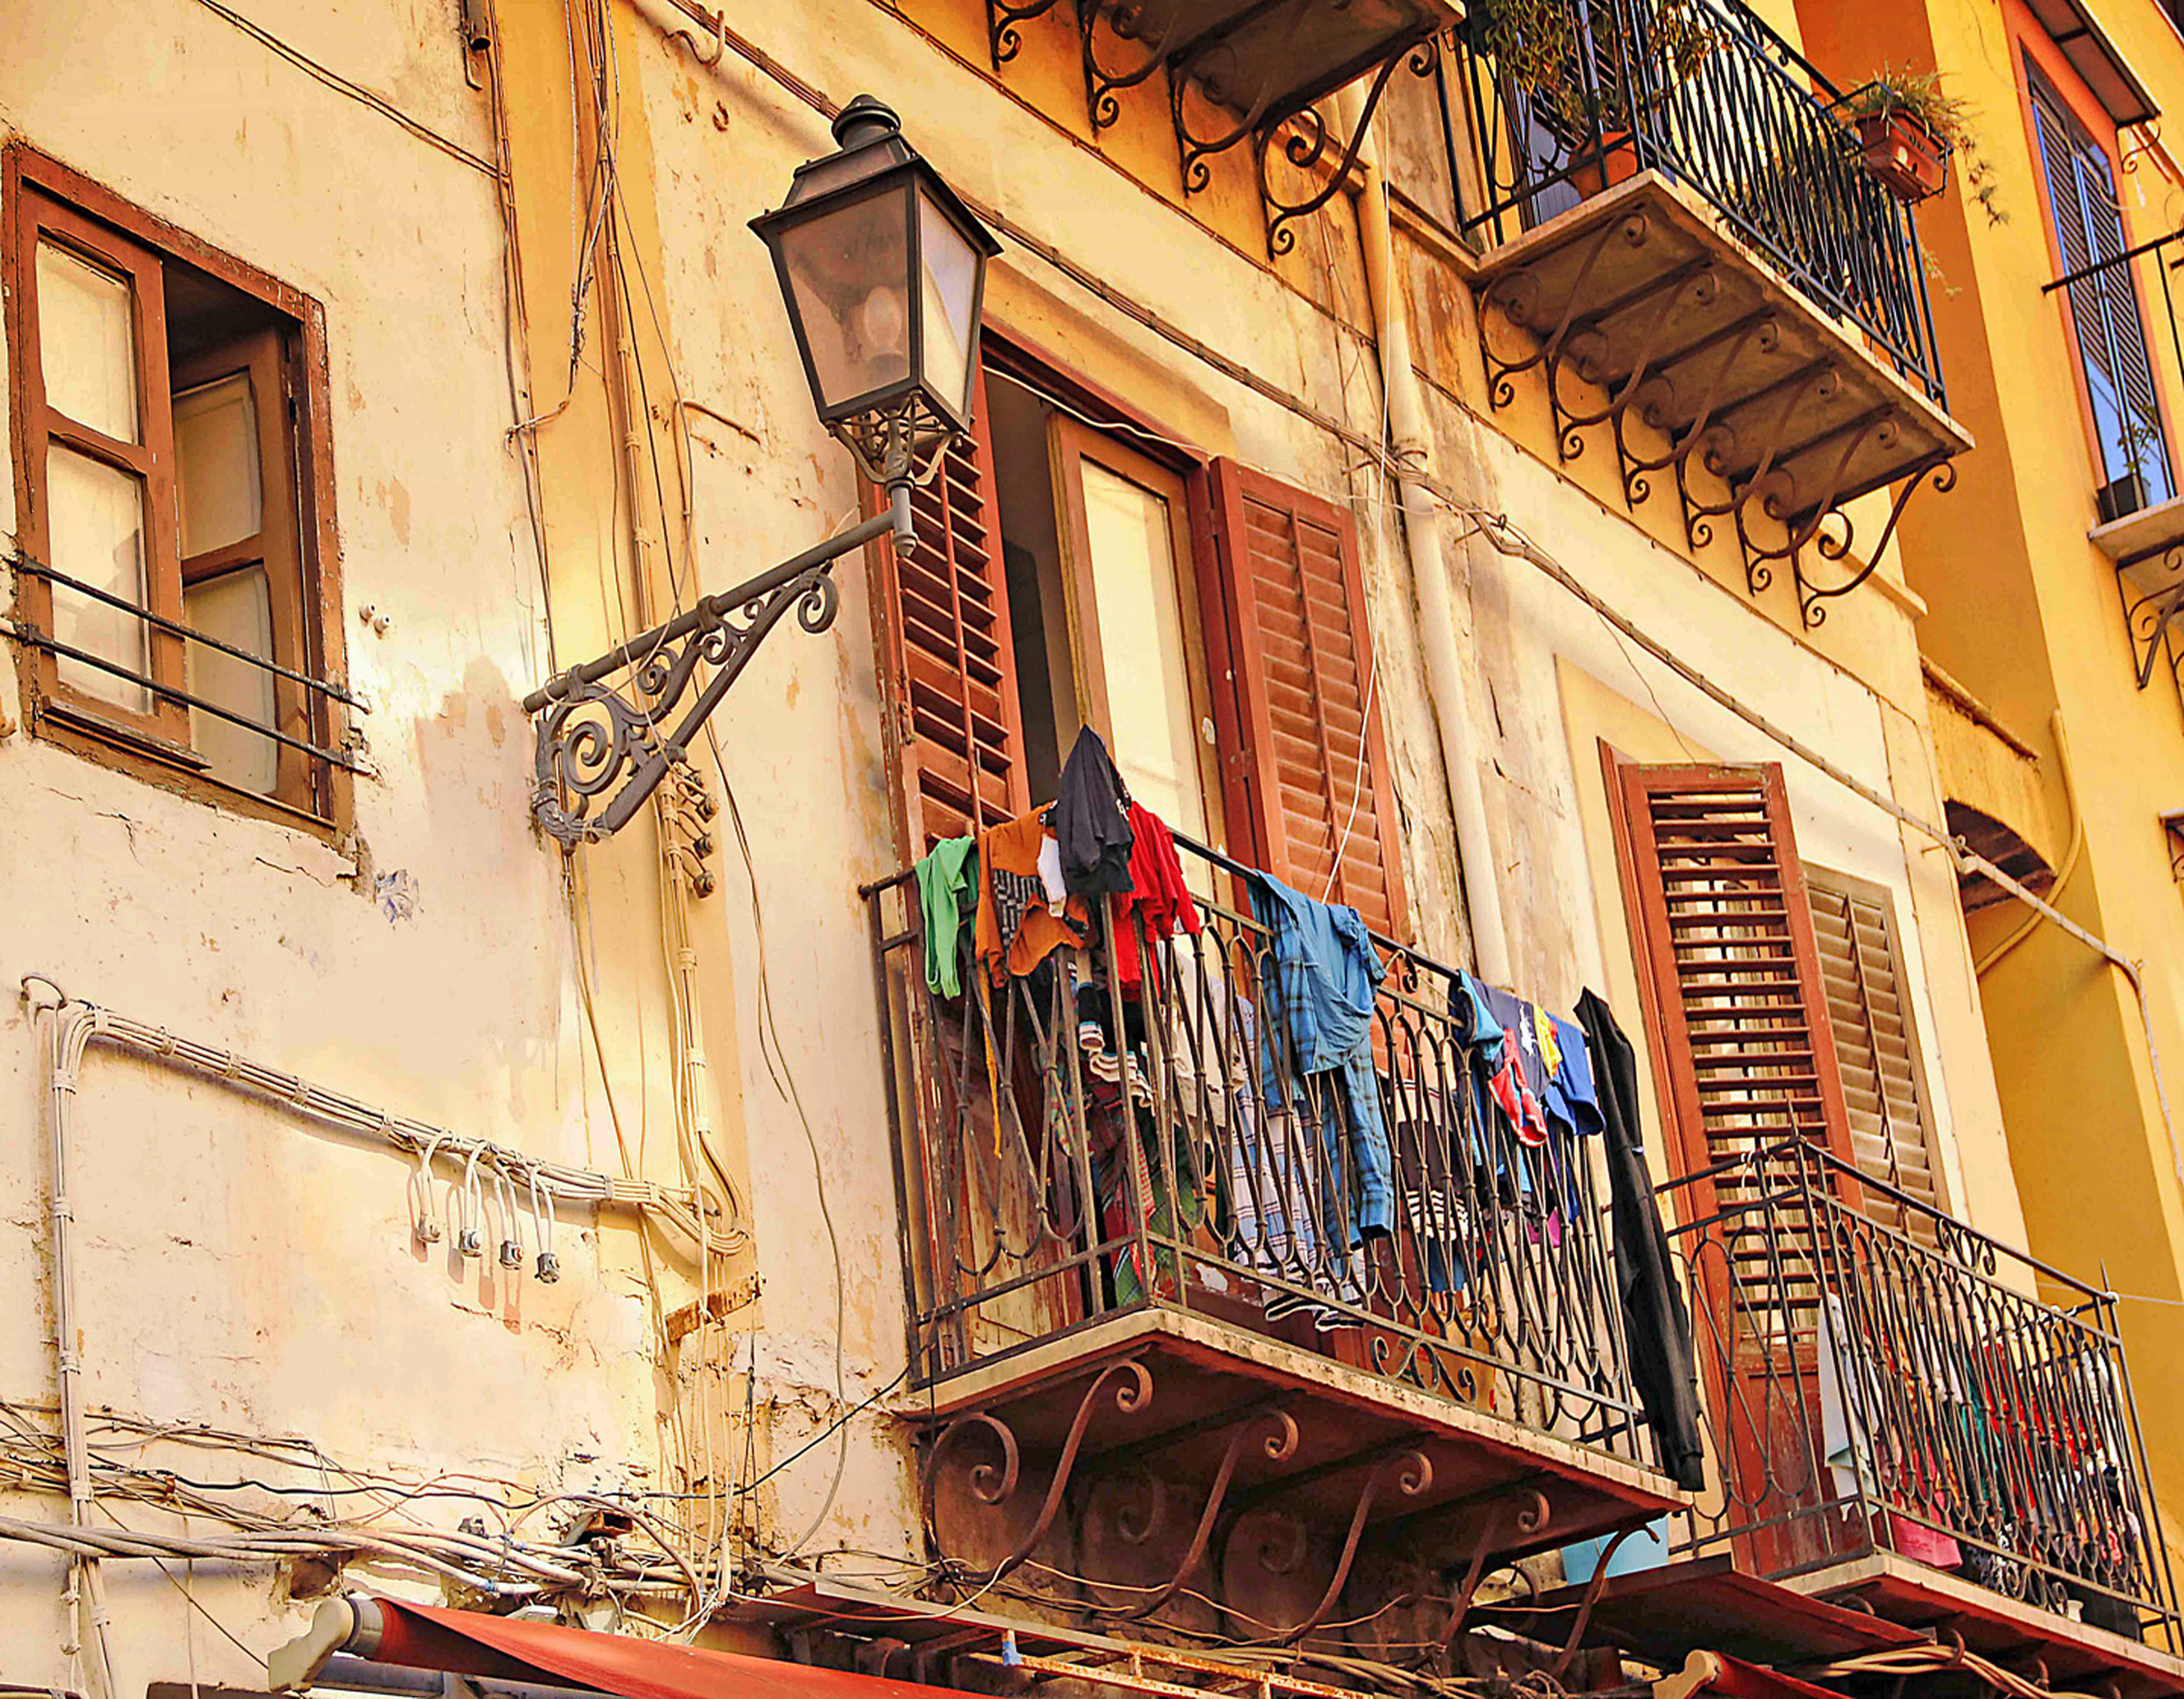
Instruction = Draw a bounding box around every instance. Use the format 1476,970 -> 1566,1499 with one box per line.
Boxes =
1250,873 -> 1393,1244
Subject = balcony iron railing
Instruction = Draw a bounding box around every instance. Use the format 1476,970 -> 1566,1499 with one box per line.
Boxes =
4,551 -> 370,815
867,832 -> 1649,1467
1446,0 -> 1946,405
1669,1140 -> 2181,1649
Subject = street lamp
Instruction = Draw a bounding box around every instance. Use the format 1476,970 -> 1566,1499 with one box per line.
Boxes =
751,94 -> 999,491
524,96 -> 1000,847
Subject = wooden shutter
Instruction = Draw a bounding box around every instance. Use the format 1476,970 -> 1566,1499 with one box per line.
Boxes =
1204,458 -> 1407,939
1607,760 -> 1856,1208
1807,874 -> 1939,1233
869,363 -> 1028,856
2030,73 -> 2169,482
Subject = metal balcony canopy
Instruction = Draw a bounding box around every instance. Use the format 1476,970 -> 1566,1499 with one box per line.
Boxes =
2022,0 -> 2160,128
1110,0 -> 1454,120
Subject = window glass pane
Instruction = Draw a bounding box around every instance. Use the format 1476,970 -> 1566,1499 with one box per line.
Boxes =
175,372 -> 264,558
47,445 -> 150,714
184,567 -> 279,795
1080,460 -> 1207,845
36,241 -> 139,443
777,189 -> 910,411
918,193 -> 978,418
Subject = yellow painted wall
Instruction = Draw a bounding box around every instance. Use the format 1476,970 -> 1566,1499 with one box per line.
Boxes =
1795,0 -> 2184,1524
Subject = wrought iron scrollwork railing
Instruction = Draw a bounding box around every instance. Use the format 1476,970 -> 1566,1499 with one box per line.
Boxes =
1668,1140 -> 2182,1650
1447,0 -> 1946,405
867,831 -> 1648,1466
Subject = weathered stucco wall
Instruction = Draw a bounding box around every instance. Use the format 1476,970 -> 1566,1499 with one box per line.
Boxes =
0,0 -> 2041,1686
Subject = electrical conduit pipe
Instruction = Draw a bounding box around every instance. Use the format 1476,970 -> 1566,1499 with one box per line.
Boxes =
1335,84 -> 1512,986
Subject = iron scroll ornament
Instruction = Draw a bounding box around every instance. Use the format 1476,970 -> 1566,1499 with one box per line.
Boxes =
526,484 -> 914,846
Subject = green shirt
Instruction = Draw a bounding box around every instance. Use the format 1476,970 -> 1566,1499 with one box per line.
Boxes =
913,834 -> 979,998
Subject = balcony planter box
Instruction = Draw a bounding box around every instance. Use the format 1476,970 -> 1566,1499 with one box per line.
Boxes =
1855,109 -> 1948,202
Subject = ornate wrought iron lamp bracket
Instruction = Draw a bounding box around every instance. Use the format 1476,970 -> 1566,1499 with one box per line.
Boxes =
525,482 -> 915,846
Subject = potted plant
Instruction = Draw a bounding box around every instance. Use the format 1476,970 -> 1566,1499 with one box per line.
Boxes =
1842,68 -> 1972,203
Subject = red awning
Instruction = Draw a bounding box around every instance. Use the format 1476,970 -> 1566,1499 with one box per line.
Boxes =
1661,1650 -> 1856,1699
349,1597 -> 953,1699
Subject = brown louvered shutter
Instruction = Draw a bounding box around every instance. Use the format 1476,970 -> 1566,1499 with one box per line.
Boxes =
869,363 -> 1028,856
1607,761 -> 1856,1205
1807,874 -> 1939,1236
1609,760 -> 1862,1578
1205,459 -> 1407,938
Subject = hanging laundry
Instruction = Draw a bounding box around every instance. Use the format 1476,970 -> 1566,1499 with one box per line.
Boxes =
1113,801 -> 1202,991
1250,871 -> 1393,1247
973,812 -> 1088,985
912,834 -> 978,998
1054,725 -> 1136,896
1483,985 -> 1554,1150
1576,987 -> 1705,1490
1543,1011 -> 1607,1140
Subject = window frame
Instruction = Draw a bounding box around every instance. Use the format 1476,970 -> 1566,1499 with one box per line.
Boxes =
2014,42 -> 2180,514
1047,413 -> 1231,857
3,144 -> 350,838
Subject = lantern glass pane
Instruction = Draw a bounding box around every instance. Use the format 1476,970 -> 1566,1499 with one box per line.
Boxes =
918,191 -> 980,418
777,187 -> 912,413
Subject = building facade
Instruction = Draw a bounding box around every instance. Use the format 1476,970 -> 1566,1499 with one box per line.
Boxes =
0,0 -> 2180,1695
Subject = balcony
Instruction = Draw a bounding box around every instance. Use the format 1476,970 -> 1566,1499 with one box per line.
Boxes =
2070,218 -> 2184,715
1920,660 -> 2062,916
867,832 -> 1677,1641
1446,0 -> 1972,626
1653,1143 -> 2182,1689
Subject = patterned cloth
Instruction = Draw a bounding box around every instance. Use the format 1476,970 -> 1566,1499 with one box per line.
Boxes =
989,868 -> 1045,961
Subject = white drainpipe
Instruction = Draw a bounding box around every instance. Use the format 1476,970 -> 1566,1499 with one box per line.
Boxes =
1336,86 -> 1512,985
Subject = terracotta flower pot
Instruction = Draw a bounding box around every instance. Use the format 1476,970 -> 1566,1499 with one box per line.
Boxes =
1856,108 -> 1948,202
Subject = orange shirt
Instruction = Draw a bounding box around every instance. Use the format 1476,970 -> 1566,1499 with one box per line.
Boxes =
972,812 -> 1087,985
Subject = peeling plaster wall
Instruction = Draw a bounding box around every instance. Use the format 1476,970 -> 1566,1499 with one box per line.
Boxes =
0,1 -> 667,1683
0,0 -> 2036,1685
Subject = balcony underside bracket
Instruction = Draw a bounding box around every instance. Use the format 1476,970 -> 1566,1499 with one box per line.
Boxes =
1473,175 -> 1972,629
915,1350 -> 1649,1650
2118,543 -> 2184,694
1792,453 -> 1958,629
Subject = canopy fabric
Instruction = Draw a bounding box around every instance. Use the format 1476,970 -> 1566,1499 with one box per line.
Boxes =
363,1598 -> 951,1699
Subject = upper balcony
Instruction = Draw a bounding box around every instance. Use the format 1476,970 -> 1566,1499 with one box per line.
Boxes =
867,832 -> 1678,1644
1443,0 -> 1973,626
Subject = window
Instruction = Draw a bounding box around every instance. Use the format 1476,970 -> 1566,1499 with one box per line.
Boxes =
866,338 -> 1406,936
4,148 -> 348,830
2028,66 -> 2175,519
1806,869 -> 1943,1232
1604,759 -> 1857,1203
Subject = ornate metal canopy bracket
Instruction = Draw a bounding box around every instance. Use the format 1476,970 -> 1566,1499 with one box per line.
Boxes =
1439,1486 -> 1551,1655
526,484 -> 912,846
987,0 -> 1067,67
1256,40 -> 1435,259
1082,1 -> 1196,133
1477,210 -> 1962,625
1270,1447 -> 1434,1646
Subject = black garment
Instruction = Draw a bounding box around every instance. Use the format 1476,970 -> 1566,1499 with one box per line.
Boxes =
1055,726 -> 1135,896
1576,987 -> 1705,1490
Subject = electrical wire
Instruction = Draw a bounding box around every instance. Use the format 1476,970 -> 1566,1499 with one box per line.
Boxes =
183,0 -> 498,178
